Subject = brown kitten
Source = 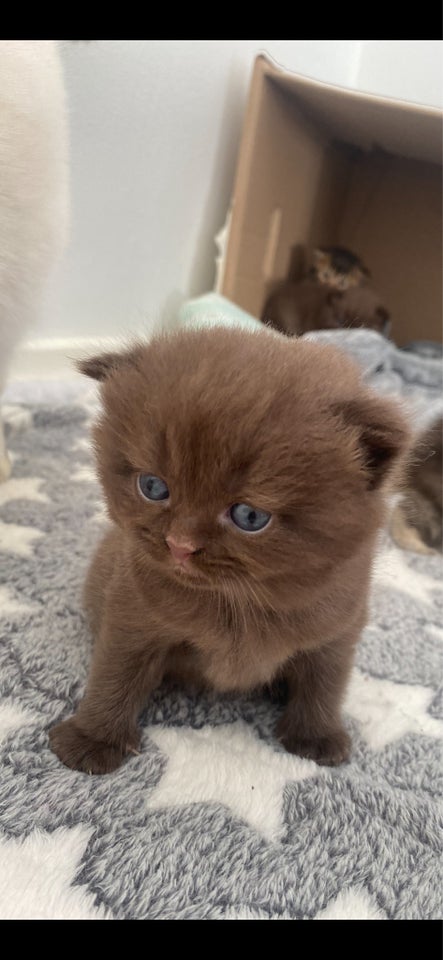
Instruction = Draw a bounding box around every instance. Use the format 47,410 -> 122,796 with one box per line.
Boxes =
390,416 -> 442,553
262,280 -> 343,336
49,326 -> 409,774
336,286 -> 390,336
262,280 -> 389,337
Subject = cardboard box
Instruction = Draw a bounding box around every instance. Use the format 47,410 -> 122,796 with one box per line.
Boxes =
221,55 -> 442,345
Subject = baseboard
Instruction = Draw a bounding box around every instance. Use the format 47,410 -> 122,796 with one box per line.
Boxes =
8,336 -> 126,380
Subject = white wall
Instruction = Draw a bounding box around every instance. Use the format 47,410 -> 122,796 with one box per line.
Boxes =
37,40 -> 443,345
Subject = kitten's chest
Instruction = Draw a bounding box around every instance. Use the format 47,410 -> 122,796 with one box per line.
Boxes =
176,606 -> 295,693
146,577 -> 300,693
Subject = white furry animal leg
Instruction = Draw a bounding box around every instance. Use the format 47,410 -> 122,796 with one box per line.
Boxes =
0,407 -> 12,482
0,41 -> 68,484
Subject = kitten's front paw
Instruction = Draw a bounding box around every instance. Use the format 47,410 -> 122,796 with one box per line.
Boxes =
277,722 -> 351,766
49,717 -> 131,774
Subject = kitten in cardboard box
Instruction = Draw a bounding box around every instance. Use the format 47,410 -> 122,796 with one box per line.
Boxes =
262,246 -> 390,337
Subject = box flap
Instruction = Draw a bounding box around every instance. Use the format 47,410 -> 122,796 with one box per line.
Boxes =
262,55 -> 442,165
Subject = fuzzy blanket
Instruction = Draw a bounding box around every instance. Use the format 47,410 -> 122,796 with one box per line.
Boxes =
0,326 -> 441,920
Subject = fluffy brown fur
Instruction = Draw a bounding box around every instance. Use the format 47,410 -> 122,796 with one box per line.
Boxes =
49,326 -> 410,774
390,416 -> 442,554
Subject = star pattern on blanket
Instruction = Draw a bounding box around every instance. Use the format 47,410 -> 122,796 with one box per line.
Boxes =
345,669 -> 443,749
68,452 -> 105,522
0,520 -> 44,556
314,887 -> 387,920
0,477 -> 49,507
425,623 -> 443,644
72,451 -> 108,524
223,905 -> 292,919
71,437 -> 92,453
224,887 -> 387,920
0,701 -> 40,745
0,584 -> 35,615
0,825 -> 110,920
91,502 -> 108,524
2,404 -> 32,435
71,465 -> 98,483
146,720 -> 322,841
372,545 -> 439,605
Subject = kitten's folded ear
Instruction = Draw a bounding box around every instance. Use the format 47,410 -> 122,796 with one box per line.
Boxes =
334,393 -> 410,489
76,345 -> 143,381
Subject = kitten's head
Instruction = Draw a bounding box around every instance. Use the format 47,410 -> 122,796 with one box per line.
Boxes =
79,327 -> 408,608
313,246 -> 369,290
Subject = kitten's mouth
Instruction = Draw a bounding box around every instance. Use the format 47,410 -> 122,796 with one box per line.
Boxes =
170,557 -> 201,578
168,554 -> 224,589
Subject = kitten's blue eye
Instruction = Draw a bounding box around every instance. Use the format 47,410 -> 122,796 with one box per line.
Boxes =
230,503 -> 271,532
138,474 -> 169,501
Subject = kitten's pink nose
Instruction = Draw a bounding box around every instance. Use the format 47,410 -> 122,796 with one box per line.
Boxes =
166,535 -> 199,563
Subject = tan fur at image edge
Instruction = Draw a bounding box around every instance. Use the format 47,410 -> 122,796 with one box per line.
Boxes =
48,326 -> 411,775
390,417 -> 442,555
